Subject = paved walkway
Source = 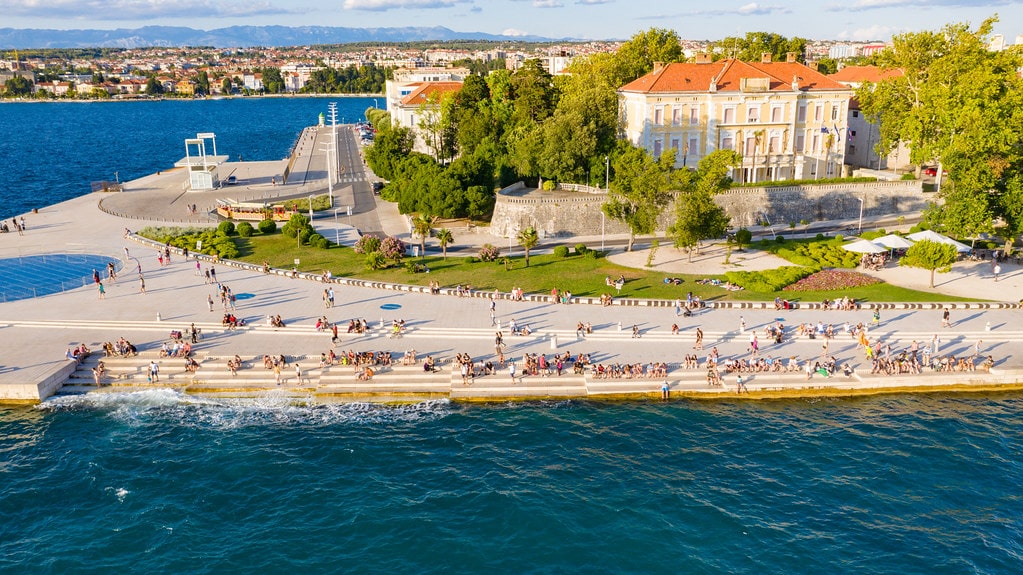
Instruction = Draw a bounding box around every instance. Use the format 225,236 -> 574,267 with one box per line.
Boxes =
1,126 -> 1021,402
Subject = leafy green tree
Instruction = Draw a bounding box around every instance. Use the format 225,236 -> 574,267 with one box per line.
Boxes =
857,17 -> 1023,237
3,75 -> 33,97
712,32 -> 807,63
196,70 -> 210,95
364,123 -> 414,181
145,76 -> 164,95
611,28 -> 684,86
517,226 -> 540,267
221,77 -> 232,94
262,67 -> 284,93
602,143 -> 675,251
435,228 -> 454,260
900,239 -> 958,288
510,59 -> 557,126
668,150 -> 740,260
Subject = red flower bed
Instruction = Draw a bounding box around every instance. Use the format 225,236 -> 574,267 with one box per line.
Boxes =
782,269 -> 881,291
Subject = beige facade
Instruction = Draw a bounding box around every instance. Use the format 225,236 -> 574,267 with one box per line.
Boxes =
618,56 -> 854,183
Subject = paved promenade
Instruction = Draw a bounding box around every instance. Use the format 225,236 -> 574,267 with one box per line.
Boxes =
2,129 -> 1022,403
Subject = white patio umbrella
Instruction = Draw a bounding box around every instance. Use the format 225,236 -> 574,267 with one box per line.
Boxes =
873,234 -> 915,250
907,230 -> 971,253
842,239 -> 888,254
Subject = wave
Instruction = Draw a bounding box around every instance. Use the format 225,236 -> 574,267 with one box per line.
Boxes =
37,388 -> 457,427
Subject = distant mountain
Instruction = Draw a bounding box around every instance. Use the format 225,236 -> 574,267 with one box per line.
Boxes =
0,25 -> 562,49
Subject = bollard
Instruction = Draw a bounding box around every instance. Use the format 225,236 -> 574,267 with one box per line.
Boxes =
496,320 -> 501,331
550,334 -> 558,349
380,317 -> 385,329
156,312 -> 162,322
618,321 -> 622,332
986,321 -> 991,332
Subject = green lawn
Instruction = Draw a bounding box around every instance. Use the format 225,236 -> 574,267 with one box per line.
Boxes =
233,233 -> 978,303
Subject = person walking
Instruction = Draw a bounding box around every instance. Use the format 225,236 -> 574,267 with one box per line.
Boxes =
97,281 -> 105,299
942,308 -> 951,328
674,299 -> 682,317
207,294 -> 214,312
489,299 -> 497,326
694,327 -> 704,350
139,276 -> 146,295
148,361 -> 159,382
508,361 -> 517,383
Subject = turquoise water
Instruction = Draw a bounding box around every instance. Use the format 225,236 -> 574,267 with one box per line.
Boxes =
0,254 -> 119,302
2,391 -> 1022,574
0,97 -> 376,220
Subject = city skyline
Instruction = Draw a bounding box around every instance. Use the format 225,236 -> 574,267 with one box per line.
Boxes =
2,0 -> 1020,43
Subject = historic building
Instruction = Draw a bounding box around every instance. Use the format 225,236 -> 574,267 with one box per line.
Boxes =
618,54 -> 854,183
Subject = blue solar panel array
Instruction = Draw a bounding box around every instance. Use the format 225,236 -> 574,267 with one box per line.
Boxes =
0,254 -> 120,302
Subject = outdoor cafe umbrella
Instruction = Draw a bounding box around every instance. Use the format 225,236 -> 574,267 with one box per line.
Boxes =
873,234 -> 915,250
842,239 -> 888,254
907,230 -> 971,253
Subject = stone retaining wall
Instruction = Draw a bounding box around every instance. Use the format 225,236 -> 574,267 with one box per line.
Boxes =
490,180 -> 930,239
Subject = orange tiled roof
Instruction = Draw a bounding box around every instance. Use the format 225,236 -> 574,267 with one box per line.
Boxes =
399,81 -> 463,105
829,65 -> 904,84
619,59 -> 850,93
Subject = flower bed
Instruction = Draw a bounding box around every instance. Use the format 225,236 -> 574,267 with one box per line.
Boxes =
783,270 -> 882,291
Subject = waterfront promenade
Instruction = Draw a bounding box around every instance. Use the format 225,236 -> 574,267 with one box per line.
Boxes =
1,128 -> 1022,403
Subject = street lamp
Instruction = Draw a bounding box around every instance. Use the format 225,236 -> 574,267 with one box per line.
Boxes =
857,196 -> 864,234
309,194 -> 314,220
601,211 -> 605,252
333,208 -> 341,245
604,155 -> 609,190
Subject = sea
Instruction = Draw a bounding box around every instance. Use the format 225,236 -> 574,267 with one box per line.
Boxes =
2,98 -> 1023,574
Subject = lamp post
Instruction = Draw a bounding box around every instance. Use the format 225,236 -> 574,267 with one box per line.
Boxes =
601,211 -> 605,252
333,208 -> 341,245
604,155 -> 609,190
857,196 -> 864,234
309,194 -> 314,220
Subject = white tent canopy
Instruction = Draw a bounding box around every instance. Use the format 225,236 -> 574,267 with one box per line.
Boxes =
843,239 -> 888,254
873,234 -> 915,249
907,230 -> 971,253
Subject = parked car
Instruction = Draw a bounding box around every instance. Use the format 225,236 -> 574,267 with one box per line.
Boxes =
371,181 -> 384,195
923,166 -> 947,177
225,175 -> 238,185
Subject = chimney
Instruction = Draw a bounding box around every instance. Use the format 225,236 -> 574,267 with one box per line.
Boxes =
761,52 -> 772,63
786,51 -> 798,63
653,61 -> 665,74
808,61 -> 819,71
695,52 -> 712,64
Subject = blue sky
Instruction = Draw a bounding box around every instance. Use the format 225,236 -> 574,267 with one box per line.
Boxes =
2,0 -> 1021,42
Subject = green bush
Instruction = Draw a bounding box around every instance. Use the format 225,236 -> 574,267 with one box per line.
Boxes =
542,180 -> 556,191
314,236 -> 331,249
299,228 -> 314,245
725,266 -> 815,292
901,172 -> 917,180
586,249 -> 601,259
465,256 -> 477,265
364,251 -> 387,270
735,228 -> 752,248
553,245 -> 570,258
574,243 -> 589,255
258,219 -> 277,234
217,221 -> 235,236
775,235 -> 786,244
236,222 -> 254,237
282,225 -> 298,239
354,235 -> 381,254
815,233 -> 826,241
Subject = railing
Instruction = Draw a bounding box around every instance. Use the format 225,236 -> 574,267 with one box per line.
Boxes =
0,252 -> 123,303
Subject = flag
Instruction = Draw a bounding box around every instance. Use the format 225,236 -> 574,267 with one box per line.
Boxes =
833,124 -> 840,140
820,127 -> 829,134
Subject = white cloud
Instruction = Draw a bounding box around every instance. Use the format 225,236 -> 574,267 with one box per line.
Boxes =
3,0 -> 292,19
343,0 -> 468,10
836,24 -> 904,41
656,3 -> 791,18
832,0 -> 1012,12
576,0 -> 612,4
533,0 -> 563,6
502,28 -> 529,36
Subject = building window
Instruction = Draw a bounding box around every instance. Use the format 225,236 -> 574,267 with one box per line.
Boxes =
745,137 -> 758,156
653,139 -> 662,157
771,107 -> 782,123
688,136 -> 699,155
812,133 -> 820,152
723,107 -> 735,123
654,107 -> 663,126
815,104 -> 823,122
689,107 -> 699,125
794,132 -> 805,152
831,105 -> 840,121
721,135 -> 734,150
798,104 -> 807,122
748,107 -> 760,123
671,138 -> 680,151
852,110 -> 859,118
672,107 -> 681,126
769,135 -> 780,153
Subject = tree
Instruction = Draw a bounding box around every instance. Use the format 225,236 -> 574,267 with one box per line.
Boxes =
411,213 -> 434,258
262,67 -> 284,93
517,226 -> 540,267
712,32 -> 807,63
221,77 -> 232,94
196,70 -> 210,96
435,228 -> 454,260
611,28 -> 684,86
3,75 -> 33,97
509,59 -> 557,126
144,76 -> 163,95
602,143 -> 674,251
668,150 -> 739,260
857,17 -> 1023,237
900,239 -> 958,288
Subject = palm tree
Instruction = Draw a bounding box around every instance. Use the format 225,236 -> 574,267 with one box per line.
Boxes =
518,226 -> 540,267
411,213 -> 434,258
435,228 -> 454,260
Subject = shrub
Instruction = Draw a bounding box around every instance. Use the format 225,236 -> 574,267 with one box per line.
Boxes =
354,235 -> 381,254
217,220 -> 235,236
901,172 -> 917,180
299,228 -> 314,245
478,243 -> 500,262
314,236 -> 331,249
282,225 -> 298,239
775,235 -> 786,244
815,233 -> 826,241
574,243 -> 589,255
236,222 -> 254,237
258,219 -> 277,234
725,266 -> 815,292
364,251 -> 387,270
542,180 -> 556,191
586,249 -> 601,259
380,236 -> 407,261
735,228 -> 752,248
465,256 -> 477,265
553,245 -> 569,258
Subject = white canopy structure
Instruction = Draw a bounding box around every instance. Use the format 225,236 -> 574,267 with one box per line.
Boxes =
907,230 -> 971,253
873,234 -> 915,250
843,239 -> 888,254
